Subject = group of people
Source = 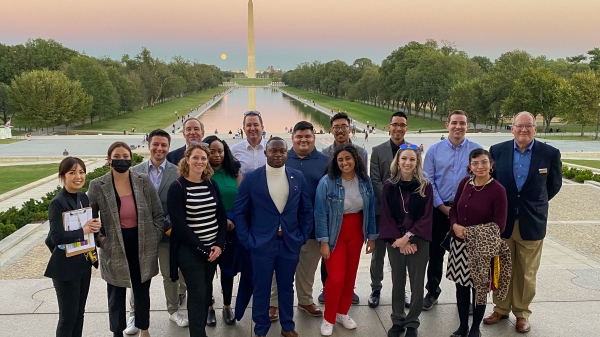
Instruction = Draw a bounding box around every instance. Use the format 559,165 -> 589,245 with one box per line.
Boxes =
45,108 -> 561,337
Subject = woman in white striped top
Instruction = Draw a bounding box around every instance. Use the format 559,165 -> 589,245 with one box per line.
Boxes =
167,143 -> 227,337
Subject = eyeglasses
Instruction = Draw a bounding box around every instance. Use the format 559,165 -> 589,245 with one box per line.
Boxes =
244,110 -> 261,116
513,124 -> 535,130
470,160 -> 490,167
189,141 -> 209,147
331,125 -> 350,131
399,143 -> 419,151
389,123 -> 408,128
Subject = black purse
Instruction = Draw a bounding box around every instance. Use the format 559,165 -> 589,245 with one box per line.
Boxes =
440,181 -> 468,252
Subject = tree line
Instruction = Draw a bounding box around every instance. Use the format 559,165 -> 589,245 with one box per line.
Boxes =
282,39 -> 600,134
0,38 -> 223,133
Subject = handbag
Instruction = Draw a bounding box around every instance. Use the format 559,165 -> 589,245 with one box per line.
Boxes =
440,180 -> 469,252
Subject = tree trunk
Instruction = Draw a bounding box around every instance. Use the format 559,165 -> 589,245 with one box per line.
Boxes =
581,124 -> 585,137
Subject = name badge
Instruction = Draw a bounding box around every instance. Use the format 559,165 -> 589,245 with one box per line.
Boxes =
539,168 -> 548,174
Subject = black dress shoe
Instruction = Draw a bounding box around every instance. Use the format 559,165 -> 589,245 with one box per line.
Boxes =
405,295 -> 410,308
206,308 -> 216,326
223,307 -> 235,325
318,289 -> 325,304
387,324 -> 406,337
352,292 -> 360,304
368,290 -> 381,308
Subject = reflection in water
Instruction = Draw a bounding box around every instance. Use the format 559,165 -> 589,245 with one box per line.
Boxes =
198,88 -> 330,135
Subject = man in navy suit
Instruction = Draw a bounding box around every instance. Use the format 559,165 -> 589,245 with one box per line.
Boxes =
166,118 -> 204,165
233,137 -> 313,337
484,111 -> 562,333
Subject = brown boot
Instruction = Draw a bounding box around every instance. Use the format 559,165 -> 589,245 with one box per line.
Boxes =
269,306 -> 279,321
483,311 -> 508,325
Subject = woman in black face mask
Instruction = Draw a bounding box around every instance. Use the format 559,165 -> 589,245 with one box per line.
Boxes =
87,141 -> 164,337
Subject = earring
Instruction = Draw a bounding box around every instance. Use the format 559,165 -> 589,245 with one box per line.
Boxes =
490,168 -> 494,174
468,169 -> 473,175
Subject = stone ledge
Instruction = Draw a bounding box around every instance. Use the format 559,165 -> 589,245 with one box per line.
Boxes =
584,180 -> 600,189
0,221 -> 47,256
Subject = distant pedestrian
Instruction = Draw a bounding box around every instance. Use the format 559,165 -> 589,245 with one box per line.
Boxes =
365,131 -> 369,142
63,149 -> 69,156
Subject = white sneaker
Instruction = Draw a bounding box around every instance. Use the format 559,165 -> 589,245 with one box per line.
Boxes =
169,311 -> 189,327
124,316 -> 139,335
336,314 -> 357,329
320,319 -> 333,336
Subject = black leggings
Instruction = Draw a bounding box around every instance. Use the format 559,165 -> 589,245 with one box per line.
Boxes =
211,268 -> 234,306
456,283 -> 485,335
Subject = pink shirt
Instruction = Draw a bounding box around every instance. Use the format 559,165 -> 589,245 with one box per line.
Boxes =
119,195 -> 138,229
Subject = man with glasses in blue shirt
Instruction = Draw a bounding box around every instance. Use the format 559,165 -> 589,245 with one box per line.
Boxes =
422,110 -> 482,311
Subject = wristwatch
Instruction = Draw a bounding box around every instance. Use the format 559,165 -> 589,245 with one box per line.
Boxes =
405,231 -> 414,242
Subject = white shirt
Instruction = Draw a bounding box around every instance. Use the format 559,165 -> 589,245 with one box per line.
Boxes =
231,138 -> 268,174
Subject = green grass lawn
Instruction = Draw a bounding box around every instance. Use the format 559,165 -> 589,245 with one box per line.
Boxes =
537,134 -> 599,141
563,160 -> 600,169
229,78 -> 273,86
0,139 -> 22,144
0,163 -> 59,194
282,87 -> 447,130
72,87 -> 226,133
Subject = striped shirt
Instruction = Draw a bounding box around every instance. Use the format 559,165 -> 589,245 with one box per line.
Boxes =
185,183 -> 218,247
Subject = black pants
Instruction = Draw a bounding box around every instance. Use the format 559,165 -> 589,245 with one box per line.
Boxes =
107,227 -> 151,333
425,207 -> 450,299
179,244 -> 218,337
53,269 -> 92,337
456,284 -> 485,335
321,257 -> 328,285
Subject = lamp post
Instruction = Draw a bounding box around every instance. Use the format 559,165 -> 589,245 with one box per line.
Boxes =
596,103 -> 600,140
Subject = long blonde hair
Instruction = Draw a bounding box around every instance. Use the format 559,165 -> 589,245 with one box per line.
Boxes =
388,146 -> 429,197
178,144 -> 214,181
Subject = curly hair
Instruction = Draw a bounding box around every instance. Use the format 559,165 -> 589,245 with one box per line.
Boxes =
178,144 -> 214,181
202,135 -> 241,179
327,144 -> 368,182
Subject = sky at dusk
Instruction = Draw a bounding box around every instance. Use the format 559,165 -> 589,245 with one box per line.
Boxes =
2,0 -> 599,71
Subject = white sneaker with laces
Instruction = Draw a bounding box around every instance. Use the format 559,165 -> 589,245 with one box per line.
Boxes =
320,319 -> 333,336
169,311 -> 189,327
124,316 -> 139,335
336,313 -> 357,329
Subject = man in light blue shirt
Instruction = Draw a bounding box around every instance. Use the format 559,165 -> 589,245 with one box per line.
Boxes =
513,139 -> 534,192
422,110 -> 482,310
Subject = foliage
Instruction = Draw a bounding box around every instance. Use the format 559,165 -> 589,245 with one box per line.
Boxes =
7,69 -> 92,134
0,222 -> 16,241
562,166 -> 600,183
560,71 -> 600,136
64,56 -> 120,124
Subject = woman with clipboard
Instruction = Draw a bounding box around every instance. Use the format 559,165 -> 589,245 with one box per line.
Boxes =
45,157 -> 101,337
87,142 -> 163,337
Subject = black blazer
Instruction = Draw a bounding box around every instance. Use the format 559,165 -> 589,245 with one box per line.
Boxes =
44,188 -> 92,281
166,145 -> 186,166
489,140 -> 562,241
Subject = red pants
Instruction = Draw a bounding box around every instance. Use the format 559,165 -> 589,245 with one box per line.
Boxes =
324,213 -> 364,323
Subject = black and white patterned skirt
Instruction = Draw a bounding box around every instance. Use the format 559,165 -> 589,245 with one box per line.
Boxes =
446,238 -> 474,287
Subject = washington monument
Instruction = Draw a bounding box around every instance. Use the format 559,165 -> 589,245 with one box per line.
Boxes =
247,0 -> 256,78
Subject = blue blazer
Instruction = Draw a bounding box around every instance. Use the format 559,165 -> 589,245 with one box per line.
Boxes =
490,140 -> 562,240
233,165 -> 313,255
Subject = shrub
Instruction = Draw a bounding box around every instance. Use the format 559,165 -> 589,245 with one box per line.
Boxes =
562,166 -> 600,183
0,222 -> 17,241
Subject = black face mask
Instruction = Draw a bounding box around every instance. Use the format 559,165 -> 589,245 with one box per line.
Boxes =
111,159 -> 131,173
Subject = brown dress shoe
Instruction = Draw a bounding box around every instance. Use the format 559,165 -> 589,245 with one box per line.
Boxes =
269,306 -> 279,321
281,330 -> 299,337
298,303 -> 323,316
516,317 -> 531,333
483,311 -> 509,325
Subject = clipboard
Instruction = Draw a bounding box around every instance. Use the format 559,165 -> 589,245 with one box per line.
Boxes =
62,207 -> 96,257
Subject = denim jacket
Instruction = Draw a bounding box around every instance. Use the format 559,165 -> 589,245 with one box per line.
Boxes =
314,175 -> 378,251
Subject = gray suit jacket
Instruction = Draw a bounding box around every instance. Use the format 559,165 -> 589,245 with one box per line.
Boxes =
370,139 -> 406,215
87,171 -> 164,287
132,160 -> 179,241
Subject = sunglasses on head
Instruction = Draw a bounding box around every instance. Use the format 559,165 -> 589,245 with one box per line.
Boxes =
244,110 -> 261,116
399,143 -> 419,151
189,141 -> 209,147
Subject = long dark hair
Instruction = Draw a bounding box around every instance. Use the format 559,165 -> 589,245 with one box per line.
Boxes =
327,144 -> 368,182
203,135 -> 241,178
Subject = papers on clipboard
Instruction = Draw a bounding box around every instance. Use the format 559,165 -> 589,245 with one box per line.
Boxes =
62,207 -> 96,257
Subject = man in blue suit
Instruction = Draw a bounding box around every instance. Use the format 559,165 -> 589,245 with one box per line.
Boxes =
233,137 -> 313,337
